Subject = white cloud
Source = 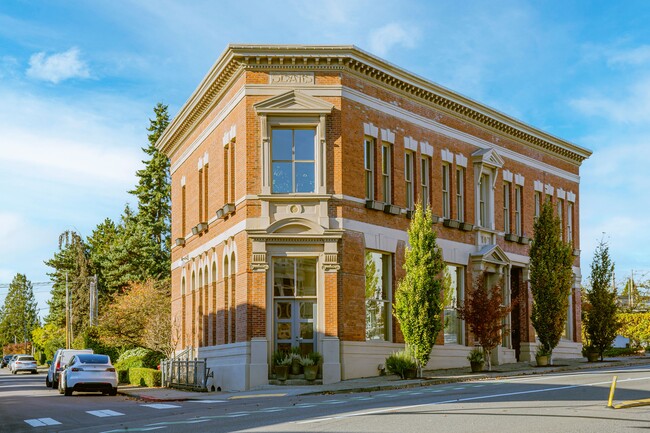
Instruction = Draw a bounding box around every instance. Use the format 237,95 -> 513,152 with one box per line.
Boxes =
570,77 -> 650,124
368,23 -> 419,57
607,45 -> 650,66
27,47 -> 90,84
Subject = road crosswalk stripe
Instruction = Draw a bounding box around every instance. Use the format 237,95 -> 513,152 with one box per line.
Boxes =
24,418 -> 61,427
87,410 -> 124,417
141,403 -> 181,409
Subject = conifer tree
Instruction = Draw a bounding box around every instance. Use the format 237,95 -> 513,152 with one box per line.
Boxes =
394,203 -> 445,370
584,238 -> 619,361
529,200 -> 574,358
0,274 -> 40,347
129,102 -> 171,279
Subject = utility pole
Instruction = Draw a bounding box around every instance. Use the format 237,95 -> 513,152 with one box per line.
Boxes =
65,272 -> 70,349
89,274 -> 98,326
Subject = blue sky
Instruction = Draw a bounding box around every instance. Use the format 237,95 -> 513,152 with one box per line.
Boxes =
1,0 -> 650,316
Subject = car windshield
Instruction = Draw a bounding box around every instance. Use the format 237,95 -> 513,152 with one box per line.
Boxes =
17,356 -> 35,361
77,354 -> 110,364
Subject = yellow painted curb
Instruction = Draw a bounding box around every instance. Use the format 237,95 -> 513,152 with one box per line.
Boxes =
613,398 -> 650,409
229,393 -> 288,399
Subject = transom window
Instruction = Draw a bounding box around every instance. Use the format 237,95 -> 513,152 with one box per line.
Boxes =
271,128 -> 316,193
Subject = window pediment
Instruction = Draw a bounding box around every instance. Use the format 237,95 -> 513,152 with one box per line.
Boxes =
471,244 -> 510,266
472,148 -> 505,169
254,90 -> 334,115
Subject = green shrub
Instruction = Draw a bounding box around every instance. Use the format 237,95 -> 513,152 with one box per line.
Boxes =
467,348 -> 484,363
115,347 -> 163,371
117,369 -> 129,384
128,368 -> 162,387
385,349 -> 417,379
603,347 -> 645,357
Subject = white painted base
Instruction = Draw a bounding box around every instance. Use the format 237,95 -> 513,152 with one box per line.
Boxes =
321,337 -> 341,384
199,342 -> 251,391
340,340 -> 403,379
520,340 -> 583,363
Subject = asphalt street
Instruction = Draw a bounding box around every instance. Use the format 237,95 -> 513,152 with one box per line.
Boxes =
1,364 -> 649,432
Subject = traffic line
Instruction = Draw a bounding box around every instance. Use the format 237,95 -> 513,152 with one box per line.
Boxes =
187,400 -> 227,403
24,418 -> 61,427
87,409 -> 124,417
613,398 -> 650,409
141,403 -> 181,409
229,393 -> 287,399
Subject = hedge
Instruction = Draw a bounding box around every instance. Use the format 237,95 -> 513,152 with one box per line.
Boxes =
128,367 -> 162,387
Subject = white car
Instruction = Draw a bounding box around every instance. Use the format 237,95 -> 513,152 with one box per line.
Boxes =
58,354 -> 118,396
11,355 -> 37,374
47,348 -> 93,388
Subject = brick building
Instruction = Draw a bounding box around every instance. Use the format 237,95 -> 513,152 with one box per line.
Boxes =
156,44 -> 591,391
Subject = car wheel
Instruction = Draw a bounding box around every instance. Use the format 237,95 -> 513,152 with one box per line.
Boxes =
31,370 -> 37,374
45,376 -> 51,387
11,369 -> 16,375
109,387 -> 118,396
64,386 -> 72,396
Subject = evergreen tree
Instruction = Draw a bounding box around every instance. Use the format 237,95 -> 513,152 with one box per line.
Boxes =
529,200 -> 574,359
44,231 -> 90,336
0,274 -> 40,347
394,203 -> 445,370
87,218 -> 119,302
584,239 -> 619,361
129,102 -> 171,279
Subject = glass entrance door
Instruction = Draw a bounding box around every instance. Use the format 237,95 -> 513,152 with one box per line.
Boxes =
273,257 -> 317,354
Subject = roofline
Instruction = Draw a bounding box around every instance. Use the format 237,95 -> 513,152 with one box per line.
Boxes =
156,44 -> 592,164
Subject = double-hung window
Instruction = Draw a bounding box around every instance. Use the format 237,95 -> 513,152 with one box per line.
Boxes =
271,128 -> 316,193
405,151 -> 414,210
443,265 -> 464,345
365,251 -> 391,341
503,182 -> 511,233
515,185 -> 522,235
364,137 -> 375,200
534,191 -> 541,219
381,143 -> 392,204
421,157 -> 430,209
479,174 -> 490,227
456,168 -> 464,222
557,198 -> 564,238
442,163 -> 451,219
567,202 -> 574,245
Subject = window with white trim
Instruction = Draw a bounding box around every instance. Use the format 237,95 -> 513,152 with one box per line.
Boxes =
381,143 -> 392,204
557,198 -> 564,239
503,182 -> 511,233
567,202 -> 574,245
515,185 -> 522,236
479,173 -> 490,227
421,156 -> 430,209
364,137 -> 375,200
271,128 -> 316,193
405,151 -> 414,210
444,265 -> 464,345
456,167 -> 464,222
365,251 -> 391,341
442,163 -> 451,219
534,191 -> 541,219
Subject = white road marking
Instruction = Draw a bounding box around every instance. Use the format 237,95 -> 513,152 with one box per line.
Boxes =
187,400 -> 226,403
141,403 -> 181,409
296,375 -> 650,425
87,410 -> 124,417
24,418 -> 61,427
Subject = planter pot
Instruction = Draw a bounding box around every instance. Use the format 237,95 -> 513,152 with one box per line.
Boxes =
536,355 -> 549,367
365,200 -> 384,211
505,233 -> 519,242
518,236 -> 530,245
470,361 -> 484,373
404,368 -> 418,380
460,222 -> 474,231
443,219 -> 460,229
275,365 -> 289,381
291,359 -> 302,375
383,204 -> 401,215
587,352 -> 600,362
303,365 -> 318,381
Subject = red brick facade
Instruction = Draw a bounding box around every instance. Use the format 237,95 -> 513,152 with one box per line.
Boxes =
157,45 -> 591,389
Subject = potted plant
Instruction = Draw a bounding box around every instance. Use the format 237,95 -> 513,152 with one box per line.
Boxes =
467,348 -> 485,373
385,349 -> 417,379
274,355 -> 291,381
536,346 -> 551,366
583,345 -> 600,363
289,347 -> 302,375
300,357 -> 318,381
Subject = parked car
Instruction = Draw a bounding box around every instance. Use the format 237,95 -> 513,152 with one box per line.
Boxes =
8,354 -> 28,372
47,348 -> 93,388
11,355 -> 38,374
1,354 -> 14,368
58,354 -> 117,396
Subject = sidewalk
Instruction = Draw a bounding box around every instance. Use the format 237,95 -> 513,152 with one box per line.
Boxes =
117,355 -> 650,402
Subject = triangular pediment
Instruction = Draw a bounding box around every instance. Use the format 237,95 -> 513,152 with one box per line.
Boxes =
470,243 -> 510,266
254,90 -> 334,115
472,148 -> 505,168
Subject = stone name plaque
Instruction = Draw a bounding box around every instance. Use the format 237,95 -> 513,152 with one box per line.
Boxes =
269,72 -> 315,85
